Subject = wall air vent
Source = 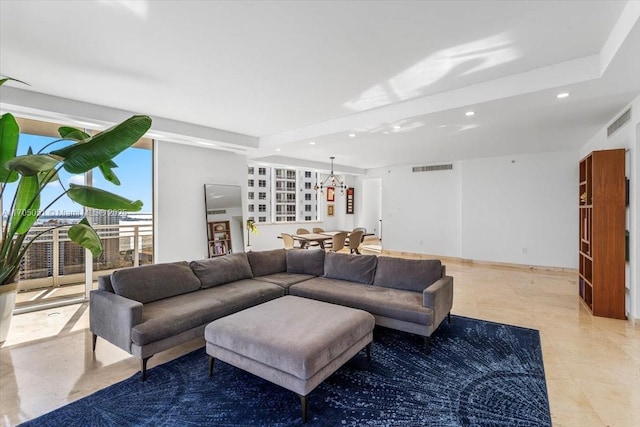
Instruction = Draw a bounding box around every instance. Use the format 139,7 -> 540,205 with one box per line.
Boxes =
607,108 -> 631,137
207,209 -> 227,215
412,164 -> 453,172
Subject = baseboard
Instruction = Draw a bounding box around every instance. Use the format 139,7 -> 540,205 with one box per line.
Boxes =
380,250 -> 577,274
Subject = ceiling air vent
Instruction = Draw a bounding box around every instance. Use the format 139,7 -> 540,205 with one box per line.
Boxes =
607,108 -> 631,137
412,164 -> 453,172
207,209 -> 227,215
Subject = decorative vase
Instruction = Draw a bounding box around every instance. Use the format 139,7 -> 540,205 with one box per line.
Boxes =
0,282 -> 19,344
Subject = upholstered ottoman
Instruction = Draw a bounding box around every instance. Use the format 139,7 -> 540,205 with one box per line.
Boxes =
204,295 -> 375,422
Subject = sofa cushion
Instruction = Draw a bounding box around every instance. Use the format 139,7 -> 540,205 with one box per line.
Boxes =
323,252 -> 378,285
111,262 -> 201,304
253,272 -> 315,292
290,277 -> 433,326
286,249 -> 324,276
131,279 -> 284,346
247,249 -> 286,277
190,253 -> 253,289
373,257 -> 442,292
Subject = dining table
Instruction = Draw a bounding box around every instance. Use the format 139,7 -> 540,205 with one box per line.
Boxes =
290,230 -> 375,251
291,233 -> 333,249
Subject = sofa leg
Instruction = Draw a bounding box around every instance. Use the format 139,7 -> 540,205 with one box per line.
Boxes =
448,312 -> 451,324
424,336 -> 432,354
366,343 -> 372,362
92,333 -> 97,352
140,356 -> 152,381
208,356 -> 215,377
299,394 -> 308,423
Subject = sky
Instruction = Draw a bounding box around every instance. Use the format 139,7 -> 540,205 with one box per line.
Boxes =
1,133 -> 152,221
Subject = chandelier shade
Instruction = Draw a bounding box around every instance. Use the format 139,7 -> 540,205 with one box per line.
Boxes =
314,156 -> 348,195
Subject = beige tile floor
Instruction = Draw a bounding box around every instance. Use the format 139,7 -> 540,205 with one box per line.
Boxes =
1,255 -> 639,427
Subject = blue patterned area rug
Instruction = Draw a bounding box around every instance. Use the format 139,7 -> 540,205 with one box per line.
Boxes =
20,316 -> 551,427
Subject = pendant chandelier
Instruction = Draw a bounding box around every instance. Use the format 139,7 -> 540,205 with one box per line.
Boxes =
314,156 -> 348,195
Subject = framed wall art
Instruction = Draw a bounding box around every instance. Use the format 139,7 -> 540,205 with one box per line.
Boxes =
346,187 -> 354,214
327,187 -> 335,202
327,205 -> 335,216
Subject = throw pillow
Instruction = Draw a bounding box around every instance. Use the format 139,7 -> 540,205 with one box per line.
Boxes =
247,249 -> 287,277
111,261 -> 201,304
323,252 -> 378,284
372,256 -> 442,292
286,249 -> 324,276
190,252 -> 254,289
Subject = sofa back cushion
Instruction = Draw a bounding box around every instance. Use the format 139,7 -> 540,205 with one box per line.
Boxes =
111,262 -> 201,303
286,249 -> 324,276
247,249 -> 287,277
190,252 -> 254,289
373,256 -> 442,292
323,252 -> 378,285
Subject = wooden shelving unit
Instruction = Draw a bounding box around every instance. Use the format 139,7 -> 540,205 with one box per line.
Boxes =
578,149 -> 626,319
208,220 -> 232,257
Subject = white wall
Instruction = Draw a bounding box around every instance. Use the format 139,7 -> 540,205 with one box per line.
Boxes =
364,151 -> 577,267
358,178 -> 382,237
366,164 -> 462,257
578,94 -> 639,320
461,151 -> 578,267
155,141 -> 247,262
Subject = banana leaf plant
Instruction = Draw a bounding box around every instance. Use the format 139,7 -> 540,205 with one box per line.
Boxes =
0,77 -> 151,287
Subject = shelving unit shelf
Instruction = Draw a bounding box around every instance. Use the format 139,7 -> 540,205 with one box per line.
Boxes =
578,149 -> 626,319
208,220 -> 232,257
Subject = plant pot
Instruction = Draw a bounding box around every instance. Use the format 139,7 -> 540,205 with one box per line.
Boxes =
0,282 -> 19,344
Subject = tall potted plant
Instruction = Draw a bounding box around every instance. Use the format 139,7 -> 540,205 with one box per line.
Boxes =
0,77 -> 151,342
246,219 -> 258,251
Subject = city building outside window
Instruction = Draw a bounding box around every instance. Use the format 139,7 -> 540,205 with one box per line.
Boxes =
247,164 -> 318,223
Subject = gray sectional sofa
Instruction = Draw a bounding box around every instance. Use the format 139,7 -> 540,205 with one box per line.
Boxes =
90,249 -> 453,379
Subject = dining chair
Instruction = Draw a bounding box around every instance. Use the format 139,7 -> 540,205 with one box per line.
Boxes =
347,230 -> 364,254
327,231 -> 347,252
345,227 -> 367,246
281,233 -> 295,249
296,228 -> 310,234
312,227 -> 324,233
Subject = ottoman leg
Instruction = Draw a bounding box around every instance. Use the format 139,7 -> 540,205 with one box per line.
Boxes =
299,394 -> 308,423
208,356 -> 215,377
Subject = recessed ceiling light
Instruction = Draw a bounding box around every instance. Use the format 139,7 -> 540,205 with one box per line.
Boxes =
275,148 -> 281,152
309,141 -> 316,145
348,133 -> 356,138
556,92 -> 570,99
465,111 -> 475,117
393,125 -> 401,130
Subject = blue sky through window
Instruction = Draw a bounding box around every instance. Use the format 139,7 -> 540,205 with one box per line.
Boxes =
1,133 -> 152,222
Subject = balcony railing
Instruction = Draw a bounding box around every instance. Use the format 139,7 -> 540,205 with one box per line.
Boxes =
13,223 -> 152,311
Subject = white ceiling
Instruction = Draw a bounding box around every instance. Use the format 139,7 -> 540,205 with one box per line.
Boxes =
1,0 -> 639,171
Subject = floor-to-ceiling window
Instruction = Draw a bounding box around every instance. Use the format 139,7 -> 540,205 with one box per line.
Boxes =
0,118 -> 153,313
